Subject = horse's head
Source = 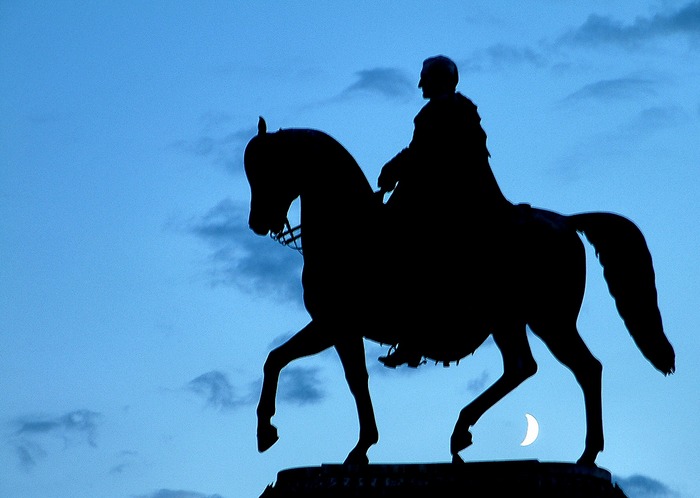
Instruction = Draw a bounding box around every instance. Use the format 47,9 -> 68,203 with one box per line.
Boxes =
244,117 -> 300,238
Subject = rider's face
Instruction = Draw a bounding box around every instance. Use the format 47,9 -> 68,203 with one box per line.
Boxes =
418,71 -> 434,99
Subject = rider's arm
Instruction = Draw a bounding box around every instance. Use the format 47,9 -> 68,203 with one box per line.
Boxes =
378,147 -> 412,193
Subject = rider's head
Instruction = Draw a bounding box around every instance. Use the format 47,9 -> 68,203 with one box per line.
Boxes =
418,55 -> 458,99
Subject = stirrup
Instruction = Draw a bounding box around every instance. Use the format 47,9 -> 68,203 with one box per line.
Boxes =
378,345 -> 425,368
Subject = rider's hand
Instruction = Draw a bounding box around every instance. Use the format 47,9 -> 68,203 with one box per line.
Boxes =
378,165 -> 397,193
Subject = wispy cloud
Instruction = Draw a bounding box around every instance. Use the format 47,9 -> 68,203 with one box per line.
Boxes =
454,3 -> 700,79
12,439 -> 46,470
562,77 -> 658,102
549,102 -> 687,181
170,114 -> 254,174
10,409 -> 102,469
466,370 -> 490,394
135,490 -> 225,498
279,366 -> 325,405
559,1 -> 700,47
459,43 -> 548,73
484,43 -> 548,68
109,449 -> 141,476
188,198 -> 303,305
109,461 -> 131,475
340,67 -> 414,101
615,474 -> 680,498
439,3 -> 700,82
15,409 -> 101,445
183,350 -> 325,413
619,104 -> 687,136
187,370 -> 253,410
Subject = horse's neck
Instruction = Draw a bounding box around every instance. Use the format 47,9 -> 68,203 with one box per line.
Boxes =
299,181 -> 359,250
280,129 -> 371,204
278,130 -> 373,250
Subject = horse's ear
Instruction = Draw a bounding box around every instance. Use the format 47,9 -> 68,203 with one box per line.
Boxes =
258,116 -> 267,135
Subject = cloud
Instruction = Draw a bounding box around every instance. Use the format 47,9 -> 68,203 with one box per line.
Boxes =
182,363 -> 324,417
465,370 -> 490,394
279,366 -> 325,405
15,409 -> 101,446
135,490 -> 224,498
110,462 -> 130,474
549,103 -> 686,181
615,474 -> 680,498
593,104 -> 684,145
109,449 -> 139,475
449,4 -> 699,76
620,104 -> 687,136
12,439 -> 46,470
559,1 -> 700,47
340,67 -> 414,100
170,114 -> 254,173
187,370 -> 252,410
458,44 -> 548,72
10,409 -> 102,469
562,77 -> 658,102
189,198 -> 303,305
484,44 -> 548,68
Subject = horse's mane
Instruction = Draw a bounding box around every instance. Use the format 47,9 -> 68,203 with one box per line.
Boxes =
249,127 -> 374,199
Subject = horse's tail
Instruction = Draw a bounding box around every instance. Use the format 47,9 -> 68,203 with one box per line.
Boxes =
569,212 -> 675,375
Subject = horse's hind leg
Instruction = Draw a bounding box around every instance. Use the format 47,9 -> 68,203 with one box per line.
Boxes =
451,322 -> 537,462
532,320 -> 603,465
257,320 -> 334,453
533,324 -> 604,465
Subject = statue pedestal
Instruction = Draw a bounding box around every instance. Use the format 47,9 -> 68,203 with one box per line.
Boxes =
260,460 -> 628,497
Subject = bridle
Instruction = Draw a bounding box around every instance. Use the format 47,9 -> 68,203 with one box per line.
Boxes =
269,190 -> 387,256
271,219 -> 302,254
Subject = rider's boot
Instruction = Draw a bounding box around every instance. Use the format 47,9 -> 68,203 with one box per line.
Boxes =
379,344 -> 424,368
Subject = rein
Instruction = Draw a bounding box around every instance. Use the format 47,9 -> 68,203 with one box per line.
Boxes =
271,219 -> 302,254
270,190 -> 387,256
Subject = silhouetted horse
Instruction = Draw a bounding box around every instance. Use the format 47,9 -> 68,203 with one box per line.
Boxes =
244,117 -> 675,466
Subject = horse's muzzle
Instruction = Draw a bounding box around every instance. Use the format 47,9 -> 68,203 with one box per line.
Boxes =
250,224 -> 269,236
248,210 -> 283,237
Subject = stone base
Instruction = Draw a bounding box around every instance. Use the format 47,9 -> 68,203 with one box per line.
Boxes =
260,460 -> 628,497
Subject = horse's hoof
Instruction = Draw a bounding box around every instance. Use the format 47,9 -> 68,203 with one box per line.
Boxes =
257,423 -> 279,453
344,448 -> 370,465
576,450 -> 599,467
450,429 -> 473,458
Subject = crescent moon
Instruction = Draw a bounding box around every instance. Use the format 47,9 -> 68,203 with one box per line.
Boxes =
520,413 -> 539,446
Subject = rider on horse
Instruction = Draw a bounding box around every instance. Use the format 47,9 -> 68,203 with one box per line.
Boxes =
378,55 -> 515,368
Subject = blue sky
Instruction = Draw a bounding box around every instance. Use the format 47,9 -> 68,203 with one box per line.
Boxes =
1,2 -> 699,497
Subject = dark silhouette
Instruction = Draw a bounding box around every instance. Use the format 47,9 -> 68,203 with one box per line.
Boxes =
377,55 -> 514,368
260,461 -> 629,497
244,116 -> 675,467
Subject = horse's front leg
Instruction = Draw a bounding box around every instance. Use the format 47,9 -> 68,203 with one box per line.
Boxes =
335,337 -> 379,465
257,320 -> 334,453
452,323 -> 537,462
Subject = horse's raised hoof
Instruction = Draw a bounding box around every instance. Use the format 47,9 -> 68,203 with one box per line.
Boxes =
257,422 -> 279,453
450,428 -> 473,461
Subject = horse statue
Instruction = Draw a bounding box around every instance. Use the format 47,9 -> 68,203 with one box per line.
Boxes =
244,117 -> 675,467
